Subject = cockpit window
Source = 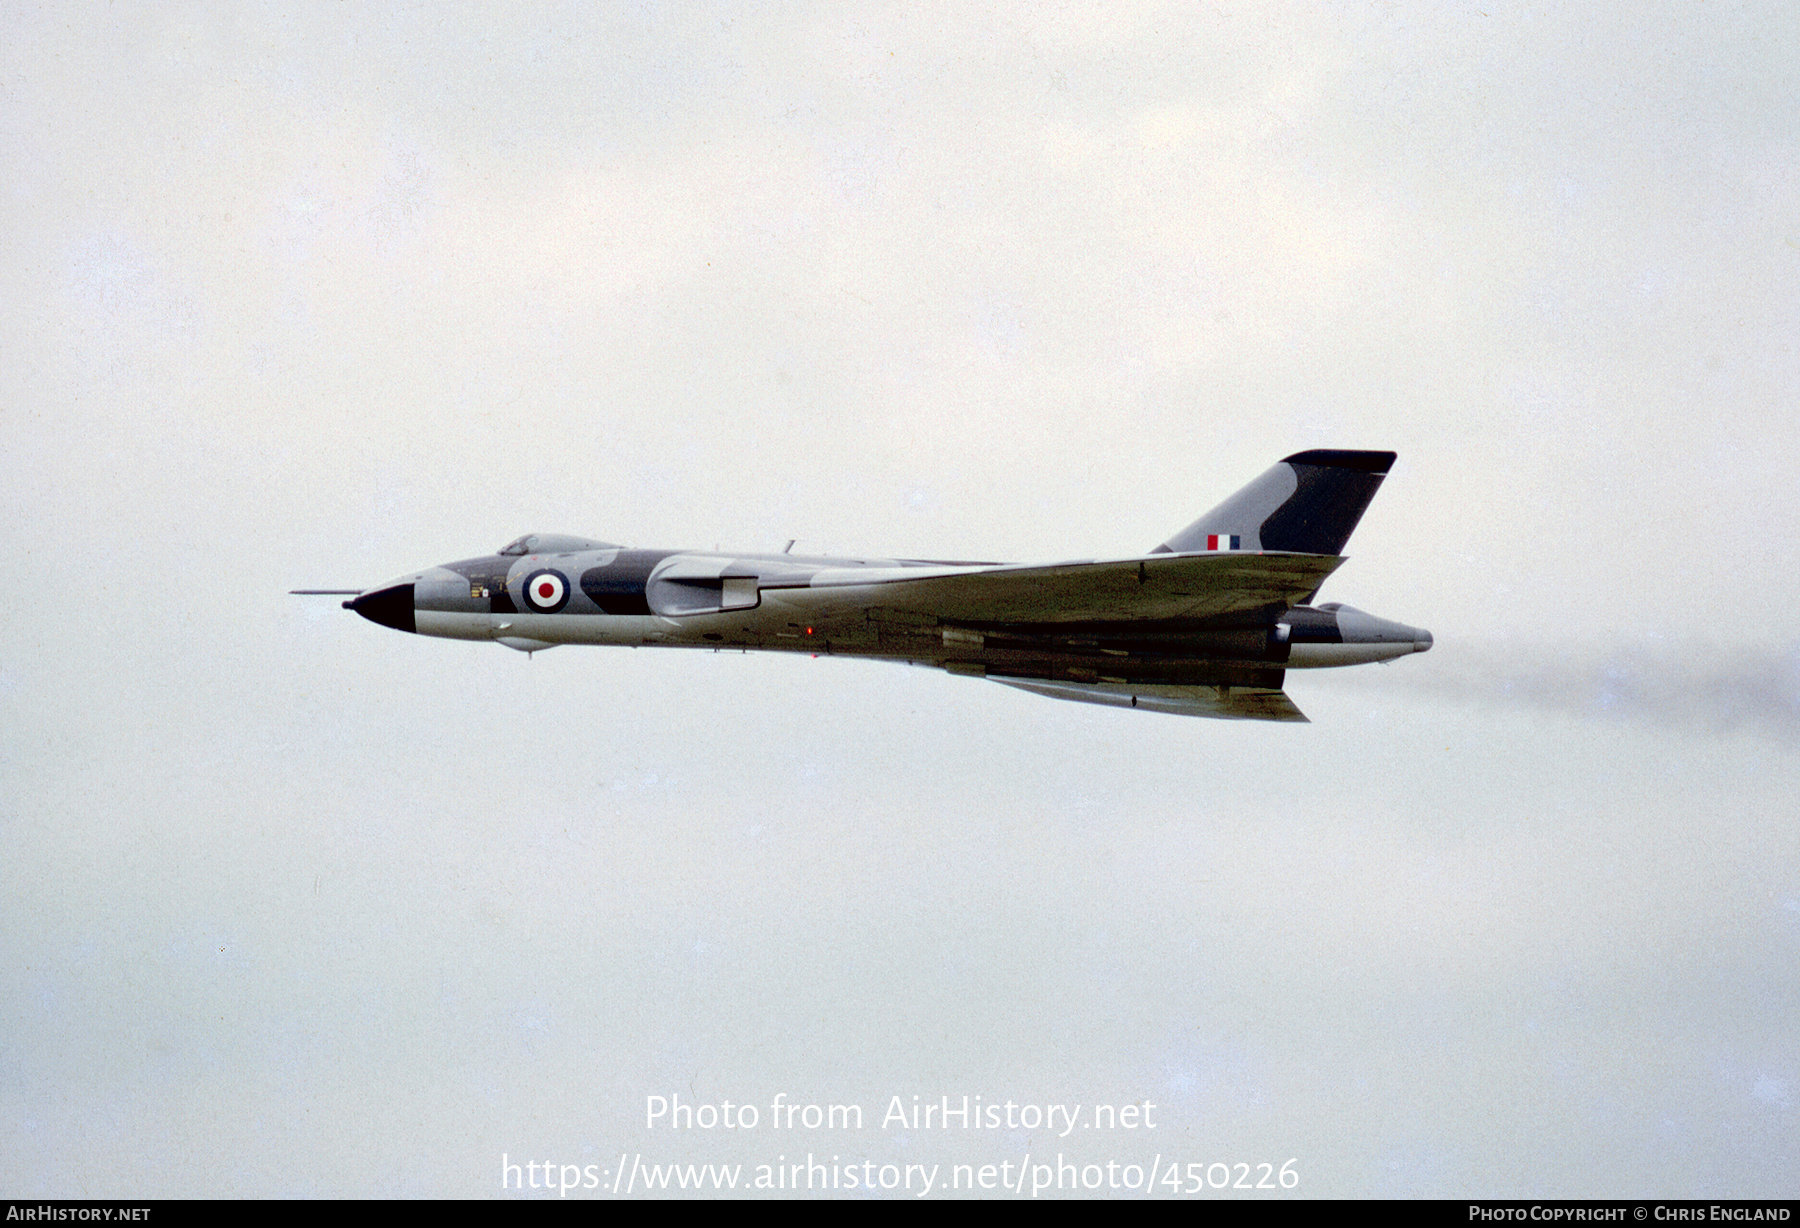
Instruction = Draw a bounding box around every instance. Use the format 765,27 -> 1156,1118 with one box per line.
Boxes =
497,533 -> 619,556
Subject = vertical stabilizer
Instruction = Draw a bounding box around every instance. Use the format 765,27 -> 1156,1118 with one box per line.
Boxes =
1156,450 -> 1396,556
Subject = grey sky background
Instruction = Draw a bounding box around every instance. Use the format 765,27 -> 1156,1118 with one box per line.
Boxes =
3,1 -> 1796,1198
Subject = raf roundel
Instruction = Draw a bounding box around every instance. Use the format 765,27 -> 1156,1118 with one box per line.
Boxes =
522,568 -> 571,614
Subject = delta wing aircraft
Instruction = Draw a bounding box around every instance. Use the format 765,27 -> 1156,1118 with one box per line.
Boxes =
296,450 -> 1431,721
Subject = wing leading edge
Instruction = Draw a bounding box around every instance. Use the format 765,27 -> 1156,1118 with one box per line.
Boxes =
786,551 -> 1345,625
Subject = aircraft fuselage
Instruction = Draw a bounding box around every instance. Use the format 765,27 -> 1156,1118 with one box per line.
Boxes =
322,451 -> 1433,721
349,541 -> 1429,677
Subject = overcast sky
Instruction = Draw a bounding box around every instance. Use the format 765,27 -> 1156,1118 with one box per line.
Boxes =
3,0 -> 1796,1198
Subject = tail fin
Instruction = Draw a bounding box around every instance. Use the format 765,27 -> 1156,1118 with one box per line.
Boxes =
1155,450 -> 1396,556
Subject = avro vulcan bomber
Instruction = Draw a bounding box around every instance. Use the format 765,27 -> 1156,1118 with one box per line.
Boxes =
298,451 -> 1431,721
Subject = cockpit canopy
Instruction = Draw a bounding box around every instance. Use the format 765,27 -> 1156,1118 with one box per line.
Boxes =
497,533 -> 620,556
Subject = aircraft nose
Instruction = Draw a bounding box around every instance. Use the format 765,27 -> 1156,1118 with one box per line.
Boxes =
345,582 -> 416,634
1414,628 -> 1433,654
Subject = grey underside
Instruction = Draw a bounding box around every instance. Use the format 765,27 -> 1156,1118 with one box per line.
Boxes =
992,678 -> 1308,722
